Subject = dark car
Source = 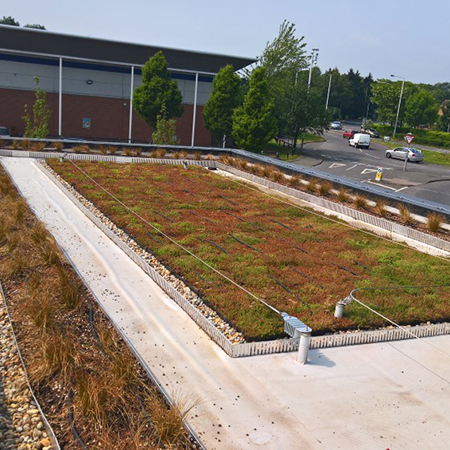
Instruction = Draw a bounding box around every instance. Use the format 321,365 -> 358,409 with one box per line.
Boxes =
343,129 -> 358,139
365,128 -> 380,138
0,126 -> 10,137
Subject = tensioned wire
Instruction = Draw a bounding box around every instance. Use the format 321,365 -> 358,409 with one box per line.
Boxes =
67,159 -> 282,316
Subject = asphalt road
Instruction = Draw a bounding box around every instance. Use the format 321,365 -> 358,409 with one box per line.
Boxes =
297,130 -> 450,207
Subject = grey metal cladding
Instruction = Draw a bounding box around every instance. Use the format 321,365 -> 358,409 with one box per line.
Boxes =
0,25 -> 255,73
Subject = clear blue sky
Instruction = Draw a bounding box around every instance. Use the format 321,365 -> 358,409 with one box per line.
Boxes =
4,0 -> 449,84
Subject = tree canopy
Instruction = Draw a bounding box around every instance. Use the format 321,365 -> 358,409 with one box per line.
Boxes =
232,67 -> 277,151
133,52 -> 184,129
0,16 -> 19,26
203,65 -> 241,142
405,89 -> 438,128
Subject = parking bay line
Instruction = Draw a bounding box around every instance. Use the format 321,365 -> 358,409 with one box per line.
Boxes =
365,179 -> 409,192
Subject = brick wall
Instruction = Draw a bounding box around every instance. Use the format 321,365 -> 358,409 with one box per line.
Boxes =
0,88 -> 212,146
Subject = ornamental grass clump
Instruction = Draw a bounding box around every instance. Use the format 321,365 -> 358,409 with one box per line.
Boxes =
306,178 -> 318,193
288,175 -> 301,187
270,169 -> 284,182
319,181 -> 332,196
354,194 -> 368,209
12,140 -> 20,150
398,203 -> 414,225
52,141 -> 64,151
374,198 -> 387,217
337,187 -> 349,203
426,212 -> 445,232
21,138 -> 31,150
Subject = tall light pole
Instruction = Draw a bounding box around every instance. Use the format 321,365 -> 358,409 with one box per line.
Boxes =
308,48 -> 319,90
391,74 -> 406,138
325,74 -> 332,110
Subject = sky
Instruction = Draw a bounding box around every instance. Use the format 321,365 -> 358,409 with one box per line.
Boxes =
3,0 -> 450,84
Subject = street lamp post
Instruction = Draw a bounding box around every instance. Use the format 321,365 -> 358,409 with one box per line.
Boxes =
307,48 -> 319,90
325,74 -> 332,110
391,74 -> 406,138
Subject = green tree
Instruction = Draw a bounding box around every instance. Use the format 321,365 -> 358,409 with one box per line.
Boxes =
405,89 -> 438,128
152,103 -> 179,145
22,77 -> 50,138
371,80 -> 415,127
232,67 -> 277,151
258,20 -> 307,79
133,52 -> 184,128
437,101 -> 450,132
24,24 -> 46,30
0,16 -> 19,26
279,70 -> 329,151
203,65 -> 241,144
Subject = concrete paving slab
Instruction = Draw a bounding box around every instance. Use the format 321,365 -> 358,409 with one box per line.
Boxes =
2,157 -> 450,450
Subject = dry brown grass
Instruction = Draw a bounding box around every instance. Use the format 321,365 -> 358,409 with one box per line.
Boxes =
179,150 -> 188,159
288,175 -> 301,187
374,198 -> 388,217
337,187 -> 349,203
134,147 -> 143,157
354,194 -> 368,209
150,148 -> 167,158
21,138 -> 31,150
237,158 -> 248,170
319,181 -> 332,196
193,151 -> 202,160
172,151 -> 181,159
270,169 -> 284,182
108,146 -> 118,155
52,141 -> 64,151
73,145 -> 91,154
12,140 -> 20,150
205,153 -> 215,160
32,141 -> 46,152
123,148 -> 133,156
98,145 -> 108,155
306,178 -> 318,193
398,203 -> 414,225
426,212 -> 445,232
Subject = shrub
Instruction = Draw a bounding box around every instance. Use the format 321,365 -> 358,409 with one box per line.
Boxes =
354,194 -> 368,209
32,141 -> 46,151
374,198 -> 387,217
52,141 -> 64,151
319,181 -> 332,196
398,203 -> 414,225
21,139 -> 31,150
12,140 -> 20,150
337,187 -> 349,203
426,212 -> 445,232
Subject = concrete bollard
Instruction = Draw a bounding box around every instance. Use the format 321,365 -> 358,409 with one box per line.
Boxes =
297,331 -> 311,364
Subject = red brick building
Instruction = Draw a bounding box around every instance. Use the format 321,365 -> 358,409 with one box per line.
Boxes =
0,25 -> 254,146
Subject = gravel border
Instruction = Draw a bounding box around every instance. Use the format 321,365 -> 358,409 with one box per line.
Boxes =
0,286 -> 58,450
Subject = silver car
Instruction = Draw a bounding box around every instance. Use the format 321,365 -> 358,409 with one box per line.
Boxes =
385,147 -> 424,162
330,121 -> 342,130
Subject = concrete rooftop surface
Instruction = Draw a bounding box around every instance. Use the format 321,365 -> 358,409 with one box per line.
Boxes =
2,157 -> 450,450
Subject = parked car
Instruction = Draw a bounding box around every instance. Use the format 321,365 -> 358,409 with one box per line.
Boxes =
343,129 -> 358,139
365,128 -> 380,138
349,133 -> 371,149
0,126 -> 10,138
385,147 -> 424,162
330,121 -> 342,130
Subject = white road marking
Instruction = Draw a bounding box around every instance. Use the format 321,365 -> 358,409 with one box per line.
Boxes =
361,168 -> 378,175
346,164 -> 358,171
366,179 -> 406,191
329,162 -> 346,168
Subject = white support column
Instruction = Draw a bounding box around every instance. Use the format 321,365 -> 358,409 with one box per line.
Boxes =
128,66 -> 134,143
297,331 -> 311,364
191,72 -> 199,147
58,57 -> 62,137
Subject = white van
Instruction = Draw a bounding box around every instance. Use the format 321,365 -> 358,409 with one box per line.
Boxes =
349,133 -> 370,149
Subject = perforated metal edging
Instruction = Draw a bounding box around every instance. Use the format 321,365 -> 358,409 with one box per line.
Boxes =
35,161 -> 450,355
0,282 -> 61,450
215,162 -> 450,255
